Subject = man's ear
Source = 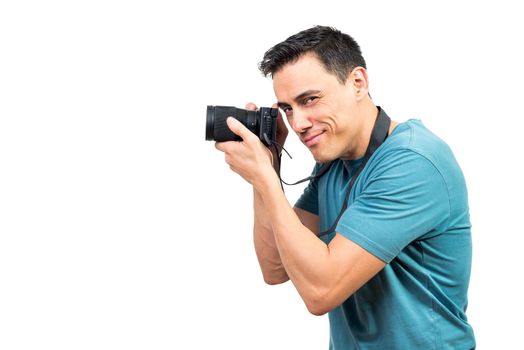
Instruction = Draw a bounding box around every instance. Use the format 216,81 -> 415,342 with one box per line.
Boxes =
348,66 -> 369,101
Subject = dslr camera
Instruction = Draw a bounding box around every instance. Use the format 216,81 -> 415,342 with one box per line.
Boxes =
205,105 -> 278,146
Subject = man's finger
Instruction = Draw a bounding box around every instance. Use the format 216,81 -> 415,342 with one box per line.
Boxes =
227,117 -> 254,141
215,141 -> 226,152
245,102 -> 257,111
215,140 -> 238,153
272,102 -> 284,119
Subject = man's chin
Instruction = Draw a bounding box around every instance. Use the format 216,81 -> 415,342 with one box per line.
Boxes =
310,150 -> 332,164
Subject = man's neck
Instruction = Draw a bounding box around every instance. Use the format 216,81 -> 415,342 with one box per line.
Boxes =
343,102 -> 379,160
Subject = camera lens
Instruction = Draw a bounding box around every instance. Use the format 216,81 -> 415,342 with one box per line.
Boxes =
205,105 -> 258,142
205,106 -> 216,141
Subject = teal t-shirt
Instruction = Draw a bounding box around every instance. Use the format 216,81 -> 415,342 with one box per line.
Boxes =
295,119 -> 475,349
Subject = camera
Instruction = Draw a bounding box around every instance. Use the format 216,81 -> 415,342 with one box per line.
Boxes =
205,105 -> 278,146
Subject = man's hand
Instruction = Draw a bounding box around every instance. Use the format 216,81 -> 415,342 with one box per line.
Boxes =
245,102 -> 288,171
214,116 -> 275,186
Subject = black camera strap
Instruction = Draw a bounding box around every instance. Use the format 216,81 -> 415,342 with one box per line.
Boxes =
273,106 -> 391,238
316,106 -> 390,237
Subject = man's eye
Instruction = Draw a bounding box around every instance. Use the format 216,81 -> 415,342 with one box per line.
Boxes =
283,107 -> 292,114
304,96 -> 318,104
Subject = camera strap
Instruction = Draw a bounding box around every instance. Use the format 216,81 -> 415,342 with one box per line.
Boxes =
274,106 -> 391,238
316,106 -> 391,237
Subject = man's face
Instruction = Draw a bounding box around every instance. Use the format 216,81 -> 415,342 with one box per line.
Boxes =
273,53 -> 363,163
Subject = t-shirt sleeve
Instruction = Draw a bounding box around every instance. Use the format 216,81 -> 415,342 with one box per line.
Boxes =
336,149 -> 451,263
294,164 -> 321,215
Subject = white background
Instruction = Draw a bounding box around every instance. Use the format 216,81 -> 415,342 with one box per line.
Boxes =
1,0 -> 522,349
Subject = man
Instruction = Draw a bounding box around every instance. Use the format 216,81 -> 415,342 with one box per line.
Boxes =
215,26 -> 475,349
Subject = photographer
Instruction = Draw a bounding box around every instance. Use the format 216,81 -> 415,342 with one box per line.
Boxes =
214,26 -> 475,349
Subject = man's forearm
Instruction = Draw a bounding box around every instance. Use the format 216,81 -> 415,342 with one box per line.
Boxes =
254,169 -> 333,308
253,187 -> 289,284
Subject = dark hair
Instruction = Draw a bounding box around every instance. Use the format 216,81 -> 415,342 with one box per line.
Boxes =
258,26 -> 366,84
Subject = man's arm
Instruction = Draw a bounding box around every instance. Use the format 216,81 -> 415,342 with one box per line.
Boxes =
249,101 -> 295,285
253,190 -> 319,285
216,118 -> 385,315
253,188 -> 288,284
255,168 -> 385,315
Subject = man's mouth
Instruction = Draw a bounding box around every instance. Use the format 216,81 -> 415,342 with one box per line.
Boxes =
303,131 -> 325,147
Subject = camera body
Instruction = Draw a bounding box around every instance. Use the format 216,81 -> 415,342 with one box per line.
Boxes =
206,105 -> 278,146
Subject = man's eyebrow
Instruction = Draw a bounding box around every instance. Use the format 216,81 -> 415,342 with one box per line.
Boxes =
277,90 -> 321,109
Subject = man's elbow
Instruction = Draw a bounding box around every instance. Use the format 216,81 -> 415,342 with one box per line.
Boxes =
263,274 -> 289,285
305,300 -> 331,316
260,265 -> 289,285
304,288 -> 339,316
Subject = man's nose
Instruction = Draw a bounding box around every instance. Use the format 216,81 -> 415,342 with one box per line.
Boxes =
291,109 -> 312,134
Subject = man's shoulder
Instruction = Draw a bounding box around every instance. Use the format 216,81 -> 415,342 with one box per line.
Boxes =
381,119 -> 455,166
374,119 -> 466,198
